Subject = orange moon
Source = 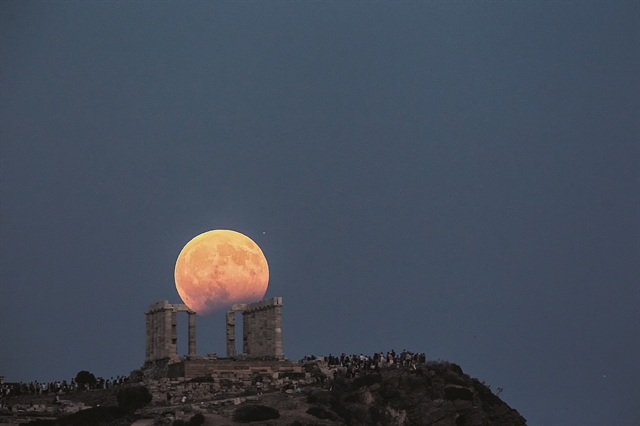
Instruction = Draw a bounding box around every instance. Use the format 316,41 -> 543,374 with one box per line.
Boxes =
174,230 -> 269,314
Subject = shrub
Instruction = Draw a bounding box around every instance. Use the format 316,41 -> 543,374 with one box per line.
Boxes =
351,373 -> 382,390
306,389 -> 332,405
188,413 -> 205,426
117,385 -> 153,414
233,405 -> 280,423
172,420 -> 186,426
74,370 -> 97,388
306,406 -> 337,421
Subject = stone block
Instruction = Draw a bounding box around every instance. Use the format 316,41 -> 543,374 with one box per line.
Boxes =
231,304 -> 248,311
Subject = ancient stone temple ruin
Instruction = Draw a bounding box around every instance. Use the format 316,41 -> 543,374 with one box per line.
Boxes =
226,297 -> 284,358
142,297 -> 296,380
145,301 -> 196,362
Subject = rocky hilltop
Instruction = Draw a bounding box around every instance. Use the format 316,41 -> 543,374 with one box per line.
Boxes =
2,360 -> 526,426
302,360 -> 526,426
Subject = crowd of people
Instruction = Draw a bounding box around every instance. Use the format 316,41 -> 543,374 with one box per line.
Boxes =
302,349 -> 428,381
0,375 -> 130,399
3,350 -> 426,400
326,350 -> 426,368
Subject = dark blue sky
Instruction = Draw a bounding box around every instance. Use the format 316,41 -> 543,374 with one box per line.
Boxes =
1,2 -> 638,425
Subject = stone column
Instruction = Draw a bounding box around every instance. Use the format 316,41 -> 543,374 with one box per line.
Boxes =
152,311 -> 160,360
242,311 -> 249,355
188,312 -> 196,356
273,304 -> 284,358
170,310 -> 178,360
163,308 -> 172,359
226,311 -> 236,357
156,310 -> 163,359
145,312 -> 151,362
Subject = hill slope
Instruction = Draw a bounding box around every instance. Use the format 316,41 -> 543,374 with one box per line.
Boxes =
303,361 -> 526,426
3,360 -> 526,426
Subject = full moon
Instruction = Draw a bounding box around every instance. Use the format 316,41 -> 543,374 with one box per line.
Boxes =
174,230 -> 269,314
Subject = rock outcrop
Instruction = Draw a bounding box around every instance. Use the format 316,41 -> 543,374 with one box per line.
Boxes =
305,361 -> 526,426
